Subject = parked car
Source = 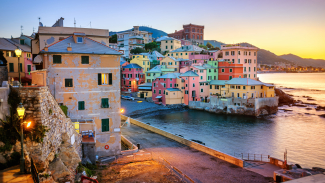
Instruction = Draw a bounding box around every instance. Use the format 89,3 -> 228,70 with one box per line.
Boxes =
124,96 -> 134,100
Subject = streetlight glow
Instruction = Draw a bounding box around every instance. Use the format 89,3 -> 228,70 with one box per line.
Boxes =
17,103 -> 25,119
120,108 -> 124,113
15,47 -> 22,57
26,122 -> 31,128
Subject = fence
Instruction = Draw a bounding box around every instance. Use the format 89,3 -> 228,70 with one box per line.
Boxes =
234,152 -> 270,162
31,158 -> 40,183
107,152 -> 195,183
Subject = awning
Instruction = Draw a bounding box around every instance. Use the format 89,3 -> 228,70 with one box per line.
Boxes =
33,55 -> 42,64
139,87 -> 151,90
155,96 -> 162,99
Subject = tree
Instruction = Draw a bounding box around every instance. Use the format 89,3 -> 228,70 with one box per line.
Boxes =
198,44 -> 208,50
109,34 -> 117,43
209,47 -> 220,50
130,47 -> 146,54
206,42 -> 214,49
145,42 -> 158,51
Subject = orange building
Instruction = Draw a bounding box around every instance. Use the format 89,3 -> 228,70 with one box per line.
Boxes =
218,61 -> 243,80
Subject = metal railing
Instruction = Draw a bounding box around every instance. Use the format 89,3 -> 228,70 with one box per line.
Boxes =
234,152 -> 270,162
31,158 -> 40,183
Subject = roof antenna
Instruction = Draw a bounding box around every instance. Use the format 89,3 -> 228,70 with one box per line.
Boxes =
20,25 -> 23,35
38,17 -> 41,23
74,18 -> 76,27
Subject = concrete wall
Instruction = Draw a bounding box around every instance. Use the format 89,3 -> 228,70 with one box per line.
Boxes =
121,135 -> 138,155
121,115 -> 244,167
0,84 -> 9,120
83,143 -> 96,164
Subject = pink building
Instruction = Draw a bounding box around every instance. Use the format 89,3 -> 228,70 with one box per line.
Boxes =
179,59 -> 192,69
24,52 -> 34,80
180,71 -> 200,105
221,44 -> 258,79
152,73 -> 181,105
189,52 -> 217,65
121,63 -> 145,92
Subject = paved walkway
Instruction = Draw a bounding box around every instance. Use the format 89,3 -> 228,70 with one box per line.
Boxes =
0,165 -> 33,183
122,124 -> 270,183
244,161 -> 281,177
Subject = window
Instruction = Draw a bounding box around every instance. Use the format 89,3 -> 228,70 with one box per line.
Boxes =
166,46 -> 168,49
225,51 -> 229,56
254,67 -> 256,71
81,56 -> 89,64
185,53 -> 188,55
164,90 -> 165,94
185,90 -> 188,94
254,74 -> 256,78
181,53 -> 183,55
210,85 -> 212,89
170,83 -> 172,87
98,73 -> 112,85
53,55 -> 61,64
174,83 -> 177,87
222,69 -> 225,72
101,98 -> 109,108
174,68 -> 177,71
208,76 -> 211,80
229,76 -> 232,80
171,46 -> 173,49
27,65 -> 31,73
232,59 -> 235,63
129,81 -> 131,85
231,51 -> 235,55
154,90 -> 156,94
201,89 -> 203,92
249,52 -> 251,56
254,52 -> 256,56
193,83 -> 195,87
101,119 -> 109,132
251,86 -> 255,89
20,39 -> 24,45
65,79 -> 73,87
78,101 -> 85,110
154,83 -> 156,87
238,51 -> 241,55
230,69 -> 233,72
159,90 -> 161,94
249,74 -> 251,78
77,37 -> 83,43
249,67 -> 251,72
166,41 -> 168,43
245,59 -> 247,63
236,86 -> 241,89
166,92 -> 168,95
244,67 -> 246,72
200,76 -> 203,80
9,63 -> 14,72
238,59 -> 240,64
243,86 -> 246,89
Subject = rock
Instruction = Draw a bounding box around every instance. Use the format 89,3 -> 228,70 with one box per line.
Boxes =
0,154 -> 7,164
58,133 -> 81,172
39,176 -> 55,183
319,114 -> 325,118
261,109 -> 269,115
48,158 -> 71,182
275,88 -> 295,105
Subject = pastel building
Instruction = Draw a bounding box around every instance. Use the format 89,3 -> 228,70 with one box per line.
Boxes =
130,54 -> 151,72
160,56 -> 185,72
165,88 -> 183,105
117,26 -> 153,58
34,27 -> 123,159
152,73 -> 181,105
180,71 -> 200,105
168,23 -> 204,45
189,52 -> 216,65
0,37 -> 33,84
218,61 -> 244,80
156,37 -> 182,53
137,83 -> 152,98
221,44 -> 258,79
167,45 -> 205,60
121,64 -> 145,92
145,65 -> 174,83
140,51 -> 165,69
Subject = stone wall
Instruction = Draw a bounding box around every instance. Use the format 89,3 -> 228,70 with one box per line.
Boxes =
0,66 -> 8,87
18,86 -> 82,181
0,84 -> 10,121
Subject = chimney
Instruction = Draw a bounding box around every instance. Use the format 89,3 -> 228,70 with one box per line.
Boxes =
67,43 -> 72,51
175,30 -> 177,33
44,42 -> 48,51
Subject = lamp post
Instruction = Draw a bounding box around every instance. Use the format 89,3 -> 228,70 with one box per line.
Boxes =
17,103 -> 25,173
15,47 -> 22,85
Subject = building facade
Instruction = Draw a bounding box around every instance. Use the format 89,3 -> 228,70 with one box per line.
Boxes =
180,71 -> 200,105
218,61 -> 244,80
167,45 -> 205,59
121,64 -> 145,92
158,37 -> 182,53
152,73 -> 181,105
168,23 -> 204,45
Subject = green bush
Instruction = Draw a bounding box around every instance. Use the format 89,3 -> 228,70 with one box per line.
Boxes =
60,105 -> 68,117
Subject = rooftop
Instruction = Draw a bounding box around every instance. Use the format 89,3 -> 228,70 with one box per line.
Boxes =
209,80 -> 226,85
0,38 -> 31,52
123,63 -> 142,69
157,73 -> 181,79
147,65 -> 162,73
170,45 -> 205,53
180,70 -> 199,77
40,36 -> 122,55
166,88 -> 181,91
227,78 -> 274,86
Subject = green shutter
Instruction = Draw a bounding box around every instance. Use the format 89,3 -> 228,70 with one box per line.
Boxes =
27,65 -> 31,72
109,73 -> 112,85
9,63 -> 14,72
78,101 -> 85,110
53,55 -> 61,64
101,118 -> 109,132
98,73 -> 102,85
101,98 -> 109,108
81,56 -> 89,64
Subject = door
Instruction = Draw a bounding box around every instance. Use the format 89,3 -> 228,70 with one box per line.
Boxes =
140,92 -> 144,98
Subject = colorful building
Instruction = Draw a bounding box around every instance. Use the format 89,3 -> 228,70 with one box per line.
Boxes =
0,38 -> 33,84
117,26 -> 153,58
179,71 -> 200,105
121,64 -> 145,92
160,56 -> 184,72
34,27 -> 122,158
157,37 -> 181,53
165,88 -> 183,105
130,54 -> 151,72
140,51 -> 165,69
218,60 -> 244,80
220,44 -> 258,79
145,65 -> 174,83
152,73 -> 181,105
167,45 -> 205,60
137,83 -> 152,98
168,23 -> 204,45
189,52 -> 216,65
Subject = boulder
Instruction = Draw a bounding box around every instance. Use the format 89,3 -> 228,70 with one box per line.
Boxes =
59,133 -> 81,172
0,154 -> 7,164
48,158 -> 71,182
275,88 -> 295,105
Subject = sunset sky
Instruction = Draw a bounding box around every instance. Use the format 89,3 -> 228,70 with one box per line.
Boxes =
1,0 -> 324,59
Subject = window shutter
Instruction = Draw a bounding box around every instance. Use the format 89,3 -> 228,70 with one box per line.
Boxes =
109,73 -> 112,85
9,63 -> 14,72
98,73 -> 102,85
101,119 -> 109,132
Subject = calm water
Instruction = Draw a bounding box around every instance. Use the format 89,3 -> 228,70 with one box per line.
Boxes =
136,73 -> 325,168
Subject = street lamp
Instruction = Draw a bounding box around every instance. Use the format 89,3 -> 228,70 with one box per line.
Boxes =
15,47 -> 22,85
17,103 -> 25,173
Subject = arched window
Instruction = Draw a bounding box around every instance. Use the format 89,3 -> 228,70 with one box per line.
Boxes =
186,35 -> 188,39
197,35 -> 199,39
192,35 -> 195,39
197,29 -> 199,32
200,35 -> 202,40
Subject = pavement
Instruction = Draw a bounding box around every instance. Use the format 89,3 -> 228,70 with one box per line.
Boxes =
122,123 -> 270,183
244,161 -> 281,177
0,165 -> 34,183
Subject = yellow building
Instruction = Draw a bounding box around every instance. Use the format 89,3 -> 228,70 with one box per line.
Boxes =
159,37 -> 181,53
160,56 -> 181,72
209,78 -> 275,98
137,83 -> 152,98
166,45 -> 205,59
130,54 -> 151,73
165,88 -> 183,105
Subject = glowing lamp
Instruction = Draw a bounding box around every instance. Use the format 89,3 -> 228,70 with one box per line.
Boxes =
17,103 -> 25,119
15,47 -> 22,58
120,108 -> 124,113
26,122 -> 31,128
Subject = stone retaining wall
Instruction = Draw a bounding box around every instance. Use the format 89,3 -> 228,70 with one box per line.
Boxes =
0,66 -> 8,87
121,135 -> 138,155
121,115 -> 244,167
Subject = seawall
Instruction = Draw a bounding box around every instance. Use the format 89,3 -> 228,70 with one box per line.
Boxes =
121,115 -> 244,167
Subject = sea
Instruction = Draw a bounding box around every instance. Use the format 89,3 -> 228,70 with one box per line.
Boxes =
134,73 -> 325,168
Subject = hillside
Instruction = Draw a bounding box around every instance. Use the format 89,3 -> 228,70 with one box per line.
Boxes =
280,54 -> 325,68
110,26 -> 167,39
204,40 -> 225,48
